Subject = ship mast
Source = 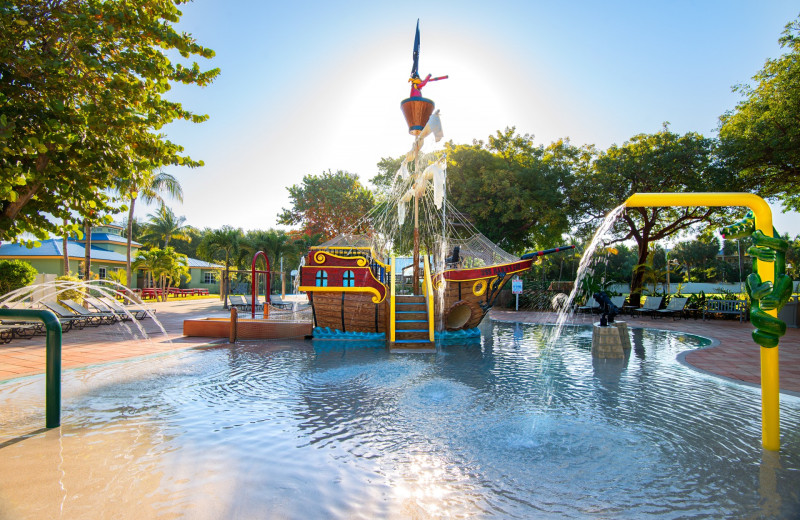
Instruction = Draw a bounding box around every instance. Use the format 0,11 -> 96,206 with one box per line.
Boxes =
399,19 -> 447,295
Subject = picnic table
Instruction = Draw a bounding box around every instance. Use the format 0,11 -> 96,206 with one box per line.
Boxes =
140,288 -> 163,300
140,287 -> 210,299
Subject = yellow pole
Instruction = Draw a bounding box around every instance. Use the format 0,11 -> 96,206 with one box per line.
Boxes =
390,256 -> 396,343
624,192 -> 780,451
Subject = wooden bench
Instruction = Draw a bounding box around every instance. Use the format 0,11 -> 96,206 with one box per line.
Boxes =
703,299 -> 747,323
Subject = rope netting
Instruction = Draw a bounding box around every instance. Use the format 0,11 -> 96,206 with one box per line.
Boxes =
326,113 -> 517,271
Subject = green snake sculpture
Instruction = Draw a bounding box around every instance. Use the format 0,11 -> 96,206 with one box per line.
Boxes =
721,211 -> 794,348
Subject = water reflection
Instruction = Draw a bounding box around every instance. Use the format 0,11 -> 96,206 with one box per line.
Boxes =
0,322 -> 799,518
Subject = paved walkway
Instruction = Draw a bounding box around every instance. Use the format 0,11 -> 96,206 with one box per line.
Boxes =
1,299 -> 799,395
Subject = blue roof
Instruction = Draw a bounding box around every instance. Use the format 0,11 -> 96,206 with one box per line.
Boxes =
79,233 -> 141,247
187,258 -> 224,269
0,239 -> 222,269
0,239 -> 125,262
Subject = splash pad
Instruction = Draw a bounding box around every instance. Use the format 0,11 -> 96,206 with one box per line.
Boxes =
182,250 -> 313,341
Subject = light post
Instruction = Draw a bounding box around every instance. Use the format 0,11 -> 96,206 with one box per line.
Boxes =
665,247 -> 671,295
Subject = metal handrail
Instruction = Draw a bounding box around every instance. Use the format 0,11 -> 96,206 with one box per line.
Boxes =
390,256 -> 396,343
0,309 -> 62,427
422,255 -> 434,342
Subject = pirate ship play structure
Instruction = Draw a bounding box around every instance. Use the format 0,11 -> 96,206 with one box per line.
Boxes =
299,21 -> 573,348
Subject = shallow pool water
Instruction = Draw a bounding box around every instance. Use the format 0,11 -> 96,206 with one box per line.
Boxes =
1,322 -> 799,519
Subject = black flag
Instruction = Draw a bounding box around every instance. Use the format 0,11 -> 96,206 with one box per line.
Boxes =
411,19 -> 420,77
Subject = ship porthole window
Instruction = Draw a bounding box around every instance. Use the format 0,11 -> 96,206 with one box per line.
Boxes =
343,270 -> 355,287
315,270 -> 328,287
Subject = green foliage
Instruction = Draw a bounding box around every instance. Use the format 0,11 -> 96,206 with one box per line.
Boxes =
719,15 -> 800,211
133,246 -> 188,301
0,0 -> 218,242
198,226 -> 243,270
686,291 -> 706,310
243,229 -> 299,271
371,156 -> 404,197
107,268 -> 127,286
569,125 -> 741,300
0,259 -> 37,295
54,273 -> 84,304
140,205 -> 192,248
278,170 -> 375,240
445,128 -> 573,252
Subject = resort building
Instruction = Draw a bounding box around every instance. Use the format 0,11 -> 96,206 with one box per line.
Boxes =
0,223 -> 223,292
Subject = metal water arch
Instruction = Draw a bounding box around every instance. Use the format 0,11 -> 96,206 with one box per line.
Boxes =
625,192 -> 782,451
251,251 -> 271,319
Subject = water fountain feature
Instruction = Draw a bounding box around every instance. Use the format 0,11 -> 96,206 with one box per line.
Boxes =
0,279 -> 166,340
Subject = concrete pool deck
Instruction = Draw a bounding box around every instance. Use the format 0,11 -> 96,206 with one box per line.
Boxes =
0,298 -> 798,394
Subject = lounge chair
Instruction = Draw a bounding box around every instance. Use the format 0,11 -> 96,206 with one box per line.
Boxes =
0,325 -> 13,344
633,296 -> 663,318
61,299 -> 117,325
84,296 -> 133,321
39,301 -> 89,330
98,296 -> 153,320
654,297 -> 689,320
269,295 -> 293,310
0,320 -> 42,341
576,299 -> 601,314
610,296 -> 626,310
228,295 -> 249,311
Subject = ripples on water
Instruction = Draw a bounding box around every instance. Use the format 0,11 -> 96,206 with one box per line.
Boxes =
1,323 -> 799,519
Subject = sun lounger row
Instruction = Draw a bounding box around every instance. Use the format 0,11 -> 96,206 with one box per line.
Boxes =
43,298 -> 154,326
577,296 -> 626,314
229,294 -> 304,312
0,297 -> 155,344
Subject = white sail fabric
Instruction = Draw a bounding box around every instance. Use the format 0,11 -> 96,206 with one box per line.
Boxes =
432,162 -> 445,208
397,161 -> 409,181
427,111 -> 443,142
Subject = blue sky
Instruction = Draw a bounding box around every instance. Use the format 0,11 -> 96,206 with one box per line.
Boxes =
153,1 -> 800,237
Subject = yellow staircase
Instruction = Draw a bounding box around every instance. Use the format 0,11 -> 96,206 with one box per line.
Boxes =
389,256 -> 435,350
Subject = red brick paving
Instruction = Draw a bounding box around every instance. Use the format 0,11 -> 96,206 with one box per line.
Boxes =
0,298 -> 227,380
1,300 -> 799,396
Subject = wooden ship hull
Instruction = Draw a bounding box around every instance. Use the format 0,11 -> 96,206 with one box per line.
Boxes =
299,248 -> 558,336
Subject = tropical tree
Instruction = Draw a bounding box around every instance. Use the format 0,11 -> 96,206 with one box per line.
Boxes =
671,238 -> 721,282
719,15 -> 800,211
115,171 -> 183,288
371,156 -> 404,197
83,218 -> 92,281
568,126 -> 742,305
0,0 -> 218,243
244,229 -> 298,295
140,205 -> 192,249
157,249 -> 190,300
132,248 -> 159,291
198,226 -> 243,306
133,246 -> 187,301
444,128 -> 576,252
291,231 -> 325,262
278,170 -> 375,240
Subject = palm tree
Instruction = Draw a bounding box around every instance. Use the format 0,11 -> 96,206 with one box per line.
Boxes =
244,230 -> 299,295
115,171 -> 183,289
140,205 -> 192,248
62,217 -> 70,276
83,219 -> 92,280
132,248 -> 161,291
133,247 -> 190,302
198,226 -> 243,308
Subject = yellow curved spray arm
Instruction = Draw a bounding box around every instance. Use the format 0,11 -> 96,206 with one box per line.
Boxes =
624,192 -> 780,451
